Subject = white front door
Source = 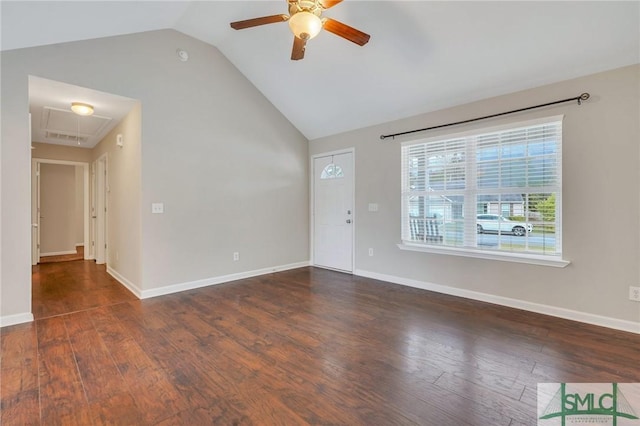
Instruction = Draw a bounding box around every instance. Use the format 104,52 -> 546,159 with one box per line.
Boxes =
313,151 -> 354,272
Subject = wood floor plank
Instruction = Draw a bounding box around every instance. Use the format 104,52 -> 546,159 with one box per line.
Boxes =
35,316 -> 69,348
88,306 -> 162,386
435,372 -> 536,425
1,323 -> 39,392
36,314 -> 92,422
88,392 -> 143,425
144,286 -> 420,425
107,302 -> 241,417
1,324 -> 40,425
40,405 -> 94,426
37,342 -> 89,421
155,405 -> 252,426
5,262 -> 640,425
519,385 -> 538,408
540,338 -> 640,380
530,358 -> 633,383
0,391 -> 40,426
63,311 -> 129,403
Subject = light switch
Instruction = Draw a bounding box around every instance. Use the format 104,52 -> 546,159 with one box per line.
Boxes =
368,203 -> 379,212
151,203 -> 164,214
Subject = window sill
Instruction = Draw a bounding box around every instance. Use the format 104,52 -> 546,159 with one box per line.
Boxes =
397,242 -> 570,268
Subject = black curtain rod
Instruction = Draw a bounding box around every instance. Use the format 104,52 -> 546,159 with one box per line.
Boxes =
380,92 -> 590,140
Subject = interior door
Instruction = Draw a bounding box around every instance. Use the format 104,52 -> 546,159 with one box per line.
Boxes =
90,161 -> 96,260
313,151 -> 354,272
95,155 -> 107,264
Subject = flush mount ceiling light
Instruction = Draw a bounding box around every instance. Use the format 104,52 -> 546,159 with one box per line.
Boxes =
71,102 -> 94,116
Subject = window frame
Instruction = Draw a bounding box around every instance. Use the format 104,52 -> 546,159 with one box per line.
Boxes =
399,115 -> 569,267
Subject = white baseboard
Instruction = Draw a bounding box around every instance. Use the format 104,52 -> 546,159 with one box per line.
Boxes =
140,261 -> 311,299
354,269 -> 640,335
75,243 -> 84,247
0,312 -> 34,328
107,266 -> 142,298
40,250 -> 77,257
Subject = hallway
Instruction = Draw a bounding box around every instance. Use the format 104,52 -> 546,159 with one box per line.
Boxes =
32,260 -> 137,319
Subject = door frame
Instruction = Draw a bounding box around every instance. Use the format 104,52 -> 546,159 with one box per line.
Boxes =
31,158 -> 91,263
310,148 -> 356,272
94,153 -> 108,265
31,161 -> 40,265
89,160 -> 96,260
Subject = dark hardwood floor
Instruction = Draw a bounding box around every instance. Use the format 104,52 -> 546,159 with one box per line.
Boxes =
31,260 -> 137,319
2,263 -> 639,425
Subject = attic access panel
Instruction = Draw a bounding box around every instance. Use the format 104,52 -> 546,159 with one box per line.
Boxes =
41,106 -> 112,141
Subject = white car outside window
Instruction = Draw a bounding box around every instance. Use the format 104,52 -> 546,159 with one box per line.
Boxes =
476,214 -> 533,236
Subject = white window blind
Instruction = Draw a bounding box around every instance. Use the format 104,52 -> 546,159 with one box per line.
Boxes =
401,117 -> 563,259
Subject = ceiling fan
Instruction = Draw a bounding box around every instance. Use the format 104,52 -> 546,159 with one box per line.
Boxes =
230,0 -> 370,60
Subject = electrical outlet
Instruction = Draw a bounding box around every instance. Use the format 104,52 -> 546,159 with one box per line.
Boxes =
151,203 -> 164,214
630,286 -> 640,302
368,248 -> 374,256
233,252 -> 239,261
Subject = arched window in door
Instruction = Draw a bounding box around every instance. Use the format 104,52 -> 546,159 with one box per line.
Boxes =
320,163 -> 344,179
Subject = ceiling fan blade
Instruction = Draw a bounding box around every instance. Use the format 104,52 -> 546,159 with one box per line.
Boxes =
230,14 -> 288,30
323,18 -> 370,46
291,36 -> 307,60
319,0 -> 343,9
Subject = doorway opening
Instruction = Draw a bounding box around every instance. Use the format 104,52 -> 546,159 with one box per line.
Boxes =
29,76 -> 141,319
31,159 -> 90,265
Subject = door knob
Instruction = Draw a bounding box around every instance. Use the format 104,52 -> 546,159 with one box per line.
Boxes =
346,219 -> 352,224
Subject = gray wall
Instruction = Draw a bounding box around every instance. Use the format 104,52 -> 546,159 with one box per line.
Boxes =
92,103 -> 142,289
310,65 -> 640,327
1,29 -> 309,321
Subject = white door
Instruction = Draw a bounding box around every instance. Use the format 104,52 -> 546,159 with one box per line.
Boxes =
313,151 -> 354,272
95,155 -> 107,264
90,161 -> 96,260
31,160 -> 40,265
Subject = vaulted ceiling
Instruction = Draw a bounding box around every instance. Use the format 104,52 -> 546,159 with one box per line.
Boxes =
2,1 -> 638,140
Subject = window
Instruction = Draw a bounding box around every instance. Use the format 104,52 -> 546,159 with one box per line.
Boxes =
401,117 -> 563,263
321,163 -> 344,179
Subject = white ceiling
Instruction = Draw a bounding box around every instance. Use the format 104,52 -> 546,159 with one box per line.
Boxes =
3,1 -> 639,140
29,76 -> 138,148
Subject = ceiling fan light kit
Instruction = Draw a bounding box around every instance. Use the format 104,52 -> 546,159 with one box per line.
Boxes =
288,11 -> 322,40
230,0 -> 370,61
